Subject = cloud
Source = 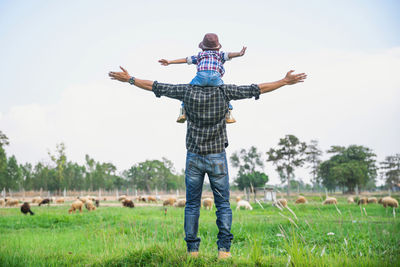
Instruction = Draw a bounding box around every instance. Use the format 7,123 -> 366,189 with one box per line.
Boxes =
1,47 -> 399,185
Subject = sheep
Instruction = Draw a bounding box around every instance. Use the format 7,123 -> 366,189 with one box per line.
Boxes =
174,199 -> 186,207
38,198 -> 51,206
68,200 -> 84,214
163,197 -> 177,206
357,197 -> 368,205
274,198 -> 288,208
322,197 -> 337,205
85,200 -> 96,211
147,196 -> 157,203
236,196 -> 241,202
95,199 -> 100,207
0,198 -> 4,207
347,196 -> 354,204
118,195 -> 127,202
380,196 -> 399,208
122,199 -> 135,208
236,200 -> 253,210
56,198 -> 65,204
78,196 -> 89,203
203,198 -> 213,210
138,196 -> 147,202
367,197 -> 377,204
295,196 -> 307,204
20,202 -> 34,215
32,197 -> 42,204
6,198 -> 20,207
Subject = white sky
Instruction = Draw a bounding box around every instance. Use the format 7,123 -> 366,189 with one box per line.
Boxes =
0,1 -> 399,185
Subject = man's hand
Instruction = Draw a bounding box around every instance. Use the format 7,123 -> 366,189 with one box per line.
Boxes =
283,70 -> 307,85
158,59 -> 170,66
108,66 -> 131,83
239,46 -> 247,56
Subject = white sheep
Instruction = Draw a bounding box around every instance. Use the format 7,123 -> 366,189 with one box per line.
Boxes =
236,200 -> 253,210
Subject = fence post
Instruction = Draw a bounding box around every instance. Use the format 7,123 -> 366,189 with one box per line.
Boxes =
1,188 -> 5,198
9,189 -> 12,198
63,188 -> 66,198
176,189 -> 179,198
98,188 -> 101,199
135,189 -> 138,197
22,188 -> 25,200
116,189 -> 119,200
40,188 -> 42,197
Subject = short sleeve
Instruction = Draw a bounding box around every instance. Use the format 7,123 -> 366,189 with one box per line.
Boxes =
187,55 -> 198,65
221,84 -> 260,101
152,81 -> 187,101
221,51 -> 230,63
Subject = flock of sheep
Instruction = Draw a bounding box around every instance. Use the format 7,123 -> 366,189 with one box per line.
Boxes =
0,194 -> 398,217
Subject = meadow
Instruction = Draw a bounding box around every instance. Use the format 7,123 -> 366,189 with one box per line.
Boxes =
0,196 -> 399,267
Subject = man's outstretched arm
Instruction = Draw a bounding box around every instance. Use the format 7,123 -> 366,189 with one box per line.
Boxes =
258,70 -> 307,94
108,66 -> 154,91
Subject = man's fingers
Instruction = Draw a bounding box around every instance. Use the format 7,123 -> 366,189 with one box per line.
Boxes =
120,66 -> 128,73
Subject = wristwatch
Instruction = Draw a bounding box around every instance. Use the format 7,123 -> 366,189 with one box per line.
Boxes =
128,76 -> 135,85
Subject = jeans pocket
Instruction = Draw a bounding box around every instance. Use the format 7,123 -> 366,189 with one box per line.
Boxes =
211,159 -> 226,178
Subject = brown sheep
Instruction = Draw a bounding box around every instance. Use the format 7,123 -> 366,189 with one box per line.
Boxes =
236,196 -> 241,202
174,199 -> 186,207
295,196 -> 307,204
147,196 -> 157,203
0,198 -> 4,207
323,197 -> 337,205
6,198 -> 20,207
95,199 -> 100,207
78,196 -> 88,203
275,198 -> 288,208
347,196 -> 355,204
357,197 -> 368,205
138,196 -> 147,202
163,197 -> 177,206
56,198 -> 65,204
68,200 -> 83,214
122,199 -> 135,208
367,197 -> 377,204
380,196 -> 399,208
203,198 -> 213,210
85,200 -> 96,211
32,197 -> 42,204
38,198 -> 51,206
21,202 -> 34,215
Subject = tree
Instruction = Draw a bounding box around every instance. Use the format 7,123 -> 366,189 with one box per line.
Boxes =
6,155 -> 22,191
125,159 -> 183,192
0,131 -> 9,190
266,135 -> 307,196
21,163 -> 33,191
305,139 -> 322,188
380,154 -> 400,188
319,145 -> 377,193
48,143 -> 67,194
230,146 -> 266,197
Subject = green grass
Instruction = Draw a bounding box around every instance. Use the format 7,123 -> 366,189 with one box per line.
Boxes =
0,199 -> 399,266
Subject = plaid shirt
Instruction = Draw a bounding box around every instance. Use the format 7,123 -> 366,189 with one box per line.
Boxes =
187,51 -> 230,77
153,82 -> 260,155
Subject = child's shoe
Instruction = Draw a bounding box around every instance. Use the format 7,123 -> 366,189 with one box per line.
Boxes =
177,107 -> 187,123
225,110 -> 236,124
218,251 -> 231,259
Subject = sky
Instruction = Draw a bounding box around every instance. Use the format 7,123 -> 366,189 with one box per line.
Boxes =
0,0 -> 399,185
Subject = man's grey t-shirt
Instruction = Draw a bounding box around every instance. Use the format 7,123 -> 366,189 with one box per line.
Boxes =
153,82 -> 260,155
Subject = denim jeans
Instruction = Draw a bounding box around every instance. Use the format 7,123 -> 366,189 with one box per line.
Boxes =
184,150 -> 233,252
190,70 -> 224,87
181,71 -> 233,110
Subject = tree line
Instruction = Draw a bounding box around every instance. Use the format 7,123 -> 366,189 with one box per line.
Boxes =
0,131 -> 184,193
0,131 -> 398,195
230,135 -> 399,196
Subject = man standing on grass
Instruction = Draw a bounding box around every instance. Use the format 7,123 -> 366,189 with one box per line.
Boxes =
108,67 -> 306,259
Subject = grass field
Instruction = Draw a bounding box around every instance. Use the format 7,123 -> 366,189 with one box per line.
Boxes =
0,197 -> 399,266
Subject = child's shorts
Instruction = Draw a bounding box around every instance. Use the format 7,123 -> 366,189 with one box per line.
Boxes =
190,70 -> 224,86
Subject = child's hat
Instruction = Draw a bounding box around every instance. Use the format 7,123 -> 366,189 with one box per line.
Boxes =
199,33 -> 222,50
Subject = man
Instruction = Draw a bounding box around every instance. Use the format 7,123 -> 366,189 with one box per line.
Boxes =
108,67 -> 306,259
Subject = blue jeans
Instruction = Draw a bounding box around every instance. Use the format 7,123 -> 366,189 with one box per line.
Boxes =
184,151 -> 233,252
181,71 -> 233,110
